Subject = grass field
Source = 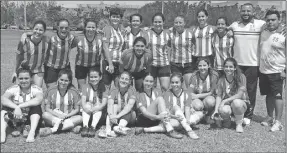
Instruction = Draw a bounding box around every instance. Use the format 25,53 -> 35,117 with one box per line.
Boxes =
0,30 -> 286,152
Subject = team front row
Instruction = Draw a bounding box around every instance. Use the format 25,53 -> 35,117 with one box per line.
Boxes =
1,57 -> 253,143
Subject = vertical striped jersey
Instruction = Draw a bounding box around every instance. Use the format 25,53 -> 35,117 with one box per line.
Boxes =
120,48 -> 152,73
192,25 -> 215,57
189,70 -> 219,94
81,83 -> 108,106
75,36 -> 102,67
45,33 -> 79,69
16,33 -> 49,73
259,30 -> 286,74
212,33 -> 234,70
102,25 -> 124,62
229,19 -> 265,66
163,89 -> 191,112
136,88 -> 162,109
216,73 -> 249,101
170,28 -> 194,64
45,86 -> 80,114
147,29 -> 171,66
4,84 -> 43,114
123,29 -> 149,50
108,86 -> 137,112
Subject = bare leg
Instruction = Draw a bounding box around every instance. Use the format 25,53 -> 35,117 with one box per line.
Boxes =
159,76 -> 170,92
33,73 -> 44,88
1,110 -> 8,143
26,114 -> 40,142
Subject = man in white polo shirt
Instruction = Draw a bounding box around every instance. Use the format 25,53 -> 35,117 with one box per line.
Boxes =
259,10 -> 285,132
229,3 -> 265,122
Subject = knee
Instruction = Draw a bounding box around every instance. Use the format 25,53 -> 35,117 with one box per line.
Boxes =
219,106 -> 232,117
42,112 -> 51,119
191,99 -> 204,111
231,99 -> 246,109
204,96 -> 215,108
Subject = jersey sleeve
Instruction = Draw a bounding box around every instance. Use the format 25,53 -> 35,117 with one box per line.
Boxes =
81,84 -> 89,97
184,91 -> 192,107
210,70 -> 220,94
71,89 -> 81,106
136,93 -> 145,109
238,74 -> 247,93
108,88 -> 118,100
216,78 -> 224,98
102,26 -> 112,43
128,87 -> 137,100
120,49 -> 132,66
71,35 -> 79,49
189,72 -> 197,91
16,33 -> 27,54
31,85 -> 43,95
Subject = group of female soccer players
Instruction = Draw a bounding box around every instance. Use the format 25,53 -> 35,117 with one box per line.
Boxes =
1,7 -> 253,143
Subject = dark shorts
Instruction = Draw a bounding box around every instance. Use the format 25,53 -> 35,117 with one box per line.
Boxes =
129,70 -> 147,80
150,65 -> 171,78
102,60 -> 120,85
44,65 -> 71,84
259,72 -> 283,99
216,70 -> 225,77
136,114 -> 160,127
75,65 -> 101,80
192,55 -> 214,68
170,62 -> 196,75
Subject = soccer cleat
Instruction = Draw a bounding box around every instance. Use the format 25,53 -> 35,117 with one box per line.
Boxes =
187,131 -> 199,140
222,118 -> 232,128
243,118 -> 251,126
39,128 -> 52,137
11,130 -> 21,137
166,130 -> 183,139
113,126 -> 127,135
98,130 -> 117,138
88,128 -> 96,138
261,116 -> 274,127
236,124 -> 244,133
270,120 -> 283,132
81,126 -> 89,137
23,125 -> 31,138
135,127 -> 144,135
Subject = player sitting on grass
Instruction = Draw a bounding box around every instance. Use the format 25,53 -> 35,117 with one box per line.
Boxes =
211,58 -> 250,133
40,69 -> 82,136
81,68 -> 108,138
1,67 -> 43,143
98,71 -> 136,138
134,73 -> 184,139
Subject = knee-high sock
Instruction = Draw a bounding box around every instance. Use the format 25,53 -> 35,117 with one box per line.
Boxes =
91,111 -> 102,128
106,116 -> 112,133
234,114 -> 244,125
144,123 -> 166,133
82,111 -> 91,127
175,110 -> 192,132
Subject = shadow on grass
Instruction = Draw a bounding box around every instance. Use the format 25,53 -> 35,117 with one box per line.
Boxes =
252,114 -> 265,124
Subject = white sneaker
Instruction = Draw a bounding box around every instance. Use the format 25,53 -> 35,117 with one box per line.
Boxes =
243,118 -> 251,126
270,120 -> 283,132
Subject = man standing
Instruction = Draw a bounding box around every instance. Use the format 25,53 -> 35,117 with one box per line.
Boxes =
259,10 -> 285,132
229,3 -> 266,123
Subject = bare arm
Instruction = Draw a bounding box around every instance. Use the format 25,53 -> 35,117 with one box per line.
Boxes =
116,98 -> 135,119
18,92 -> 43,108
1,94 -> 19,109
139,106 -> 159,121
92,97 -> 108,112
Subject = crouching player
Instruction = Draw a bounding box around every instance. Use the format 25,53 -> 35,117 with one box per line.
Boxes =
211,58 -> 250,133
40,69 -> 82,136
1,68 -> 43,143
134,73 -> 184,139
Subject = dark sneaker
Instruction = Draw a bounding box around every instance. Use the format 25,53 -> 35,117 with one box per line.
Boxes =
88,128 -> 96,138
135,127 -> 144,135
81,126 -> 89,137
166,130 -> 183,139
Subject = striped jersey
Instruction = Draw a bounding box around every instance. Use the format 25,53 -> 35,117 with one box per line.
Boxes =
75,36 -> 102,67
123,29 -> 149,50
212,33 -> 234,70
81,83 -> 108,106
120,48 -> 152,73
16,33 -> 49,73
170,28 -> 194,63
4,84 -> 43,114
136,88 -> 162,109
259,30 -> 286,74
163,89 -> 191,112
45,33 -> 79,69
192,25 -> 215,57
108,86 -> 137,112
189,69 -> 219,94
45,86 -> 80,114
229,19 -> 265,66
102,25 -> 125,62
147,29 -> 171,66
216,73 -> 249,101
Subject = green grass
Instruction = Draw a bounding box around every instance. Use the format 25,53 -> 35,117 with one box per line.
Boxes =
1,30 -> 286,152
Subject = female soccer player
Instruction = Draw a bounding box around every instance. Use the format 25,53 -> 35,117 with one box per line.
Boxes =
170,16 -> 195,88
75,19 -> 102,91
212,17 -> 234,76
44,19 -> 79,89
147,12 -> 171,92
102,7 -> 125,90
189,57 -> 219,124
123,13 -> 149,50
134,73 -> 185,139
40,69 -> 82,136
211,58 -> 250,133
100,71 -> 136,138
1,68 -> 43,143
12,20 -> 49,87
164,73 -> 200,139
81,68 -> 107,138
120,36 -> 152,92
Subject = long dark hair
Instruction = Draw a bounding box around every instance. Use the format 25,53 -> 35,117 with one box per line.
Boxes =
58,68 -> 74,89
223,58 -> 242,95
140,73 -> 154,93
88,67 -> 105,100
